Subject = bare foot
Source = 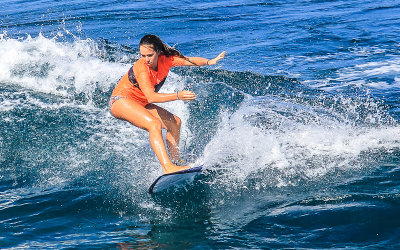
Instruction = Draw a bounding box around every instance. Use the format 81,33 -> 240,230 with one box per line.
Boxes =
163,163 -> 191,174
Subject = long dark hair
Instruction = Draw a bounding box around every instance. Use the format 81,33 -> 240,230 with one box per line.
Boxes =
139,34 -> 184,58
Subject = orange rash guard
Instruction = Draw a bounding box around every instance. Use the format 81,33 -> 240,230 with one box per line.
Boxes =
111,54 -> 187,107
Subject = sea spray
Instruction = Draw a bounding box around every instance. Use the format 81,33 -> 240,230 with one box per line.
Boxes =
0,33 -> 126,102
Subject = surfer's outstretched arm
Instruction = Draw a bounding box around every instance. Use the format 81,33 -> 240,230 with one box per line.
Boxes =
183,51 -> 226,66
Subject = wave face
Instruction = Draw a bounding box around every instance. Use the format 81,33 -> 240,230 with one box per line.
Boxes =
1,0 -> 400,248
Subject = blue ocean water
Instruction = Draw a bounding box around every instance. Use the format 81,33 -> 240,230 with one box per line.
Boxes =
1,0 -> 400,248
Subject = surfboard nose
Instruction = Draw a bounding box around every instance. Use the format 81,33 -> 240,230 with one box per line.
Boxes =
149,166 -> 203,194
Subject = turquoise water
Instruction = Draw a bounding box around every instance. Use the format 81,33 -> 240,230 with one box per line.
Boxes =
1,0 -> 400,248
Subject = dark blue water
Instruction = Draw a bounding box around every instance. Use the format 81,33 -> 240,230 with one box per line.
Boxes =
1,0 -> 400,248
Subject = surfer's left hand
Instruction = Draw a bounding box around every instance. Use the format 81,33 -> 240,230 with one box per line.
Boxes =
208,51 -> 226,65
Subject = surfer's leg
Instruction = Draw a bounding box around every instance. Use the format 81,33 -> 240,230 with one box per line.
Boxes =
145,104 -> 182,163
110,98 -> 189,174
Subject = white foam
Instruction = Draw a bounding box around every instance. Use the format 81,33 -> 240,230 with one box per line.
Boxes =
338,57 -> 400,84
312,47 -> 400,91
201,96 -> 400,188
290,45 -> 400,91
0,33 -> 128,98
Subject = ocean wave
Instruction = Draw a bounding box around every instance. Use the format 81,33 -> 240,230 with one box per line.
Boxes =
1,30 -> 400,221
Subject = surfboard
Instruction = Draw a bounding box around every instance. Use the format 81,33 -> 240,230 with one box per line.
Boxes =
148,166 -> 202,194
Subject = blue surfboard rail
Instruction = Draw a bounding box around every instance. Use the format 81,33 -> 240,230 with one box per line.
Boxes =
148,166 -> 202,194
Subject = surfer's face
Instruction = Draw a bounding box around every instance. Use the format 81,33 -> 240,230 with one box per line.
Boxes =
140,45 -> 159,70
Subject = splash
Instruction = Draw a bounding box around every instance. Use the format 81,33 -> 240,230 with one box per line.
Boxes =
200,93 -> 400,190
0,33 -> 128,102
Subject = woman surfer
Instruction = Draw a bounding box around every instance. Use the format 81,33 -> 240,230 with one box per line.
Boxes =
110,34 -> 225,174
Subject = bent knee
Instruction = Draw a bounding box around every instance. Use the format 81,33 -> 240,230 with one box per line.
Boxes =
148,119 -> 162,132
174,116 -> 182,127
110,102 -> 123,119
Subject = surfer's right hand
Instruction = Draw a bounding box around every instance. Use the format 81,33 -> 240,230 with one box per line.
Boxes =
178,90 -> 196,101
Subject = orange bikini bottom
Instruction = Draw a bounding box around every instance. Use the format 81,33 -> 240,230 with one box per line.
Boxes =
108,95 -> 149,108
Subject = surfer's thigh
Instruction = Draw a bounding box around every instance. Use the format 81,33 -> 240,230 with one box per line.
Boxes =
145,103 -> 181,130
110,98 -> 160,131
